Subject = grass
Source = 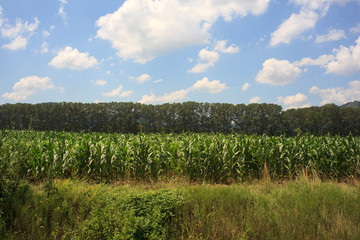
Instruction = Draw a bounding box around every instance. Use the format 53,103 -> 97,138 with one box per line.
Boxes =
2,178 -> 360,240
1,130 -> 360,239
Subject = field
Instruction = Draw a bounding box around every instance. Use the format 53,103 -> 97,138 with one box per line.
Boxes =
1,130 -> 360,182
1,130 -> 360,239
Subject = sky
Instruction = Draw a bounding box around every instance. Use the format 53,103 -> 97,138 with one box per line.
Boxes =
1,0 -> 360,109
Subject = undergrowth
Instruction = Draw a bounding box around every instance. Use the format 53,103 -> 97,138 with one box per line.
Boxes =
1,178 -> 360,240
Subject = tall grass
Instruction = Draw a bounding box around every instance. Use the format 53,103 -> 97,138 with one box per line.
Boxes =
1,130 -> 359,182
4,179 -> 360,239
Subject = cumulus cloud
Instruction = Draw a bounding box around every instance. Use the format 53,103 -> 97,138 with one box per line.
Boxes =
309,80 -> 360,105
188,48 -> 220,73
295,54 -> 334,67
270,10 -> 318,47
315,29 -> 346,43
0,13 -> 40,50
139,89 -> 189,104
49,46 -> 99,70
139,77 -> 228,104
102,85 -> 133,97
296,36 -> 360,75
256,58 -> 302,86
188,40 -> 239,73
241,82 -> 250,92
270,0 -> 357,46
191,77 -> 228,93
2,36 -> 27,50
277,93 -> 310,109
130,74 -> 151,84
214,40 -> 240,54
96,0 -> 270,63
326,37 -> 360,75
249,96 -> 260,103
2,76 -> 55,101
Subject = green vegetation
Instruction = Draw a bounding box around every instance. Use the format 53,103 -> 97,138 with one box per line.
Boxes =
1,179 -> 360,239
1,130 -> 359,182
1,101 -> 360,135
1,130 -> 360,239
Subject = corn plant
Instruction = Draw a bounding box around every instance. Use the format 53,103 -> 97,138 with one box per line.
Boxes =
0,130 -> 359,182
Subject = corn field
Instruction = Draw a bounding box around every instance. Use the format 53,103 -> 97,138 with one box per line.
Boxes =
1,130 -> 359,182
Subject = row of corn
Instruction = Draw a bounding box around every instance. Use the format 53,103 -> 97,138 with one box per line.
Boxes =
1,130 -> 359,182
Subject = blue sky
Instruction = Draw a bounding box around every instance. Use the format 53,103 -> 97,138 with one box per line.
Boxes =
1,0 -> 360,109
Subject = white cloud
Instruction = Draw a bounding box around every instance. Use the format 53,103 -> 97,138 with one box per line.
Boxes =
43,26 -> 55,38
241,82 -> 250,92
102,85 -> 123,97
296,36 -> 360,75
96,0 -> 270,63
154,79 -> 163,83
188,48 -> 219,73
315,29 -> 346,43
91,80 -> 107,86
1,17 -> 39,39
309,80 -> 360,105
58,0 -> 67,23
350,23 -> 360,34
325,36 -> 360,75
0,15 -> 39,50
119,90 -> 134,98
130,74 -> 151,84
191,77 -> 228,93
49,46 -> 99,70
270,0 -> 357,46
188,40 -> 239,73
214,40 -> 240,54
295,54 -> 334,67
249,96 -> 260,103
256,58 -> 302,86
40,41 -> 49,53
270,10 -> 318,47
139,77 -> 228,104
102,85 -> 133,97
276,93 -> 310,109
2,36 -> 27,50
2,76 -> 55,101
43,30 -> 50,38
139,89 -> 189,104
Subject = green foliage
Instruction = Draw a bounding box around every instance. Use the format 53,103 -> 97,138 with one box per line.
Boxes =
5,181 -> 184,240
77,189 -> 183,239
3,179 -> 360,240
2,101 -> 359,136
1,130 -> 360,183
0,130 -> 30,238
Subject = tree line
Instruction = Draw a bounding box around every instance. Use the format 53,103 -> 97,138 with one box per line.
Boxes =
1,102 -> 359,136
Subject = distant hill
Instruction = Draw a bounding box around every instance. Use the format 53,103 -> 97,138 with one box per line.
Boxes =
341,101 -> 360,108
